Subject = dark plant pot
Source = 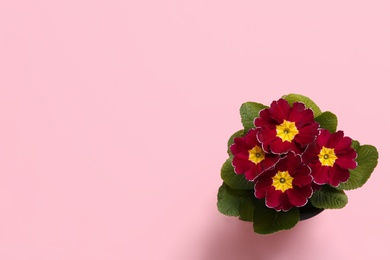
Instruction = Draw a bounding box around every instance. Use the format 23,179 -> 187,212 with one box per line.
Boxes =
299,201 -> 324,221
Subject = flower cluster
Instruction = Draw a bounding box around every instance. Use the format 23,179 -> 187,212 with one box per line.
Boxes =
230,98 -> 357,212
218,94 -> 378,234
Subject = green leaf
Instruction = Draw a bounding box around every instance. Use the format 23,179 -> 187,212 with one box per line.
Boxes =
253,200 -> 300,234
310,185 -> 348,209
227,130 -> 244,156
315,111 -> 338,133
221,157 -> 254,190
238,196 -> 256,222
282,93 -> 322,117
240,102 -> 267,133
217,183 -> 255,220
338,140 -> 379,190
217,183 -> 240,216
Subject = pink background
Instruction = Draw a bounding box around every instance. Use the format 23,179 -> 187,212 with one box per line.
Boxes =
0,1 -> 388,259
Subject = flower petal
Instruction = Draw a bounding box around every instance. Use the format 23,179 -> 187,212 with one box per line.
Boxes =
259,155 -> 280,172
255,109 -> 277,128
302,143 -> 320,164
290,140 -> 305,154
287,188 -> 309,207
244,163 -> 259,181
254,176 -> 273,197
269,138 -> 292,154
288,102 -> 315,128
268,99 -> 291,124
295,185 -> 313,198
280,194 -> 294,211
294,122 -> 319,146
246,129 -> 260,147
311,162 -> 330,185
328,164 -> 350,186
265,189 -> 283,209
230,139 -> 250,154
232,154 -> 251,174
293,174 -> 313,187
328,130 -> 344,147
334,135 -> 353,153
336,152 -> 358,169
316,129 -> 331,147
285,152 -> 302,173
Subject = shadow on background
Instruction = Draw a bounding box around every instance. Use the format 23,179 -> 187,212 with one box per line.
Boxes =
201,215 -> 312,260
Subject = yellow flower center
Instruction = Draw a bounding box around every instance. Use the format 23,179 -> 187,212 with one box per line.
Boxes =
276,120 -> 299,142
248,145 -> 265,164
272,171 -> 294,193
318,147 -> 338,167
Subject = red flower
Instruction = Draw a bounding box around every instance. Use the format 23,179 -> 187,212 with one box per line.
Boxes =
254,99 -> 319,154
230,129 -> 280,181
302,129 -> 357,187
254,152 -> 313,212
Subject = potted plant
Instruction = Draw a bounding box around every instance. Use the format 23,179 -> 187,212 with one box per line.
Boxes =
217,94 -> 378,234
